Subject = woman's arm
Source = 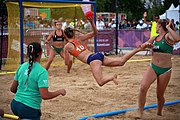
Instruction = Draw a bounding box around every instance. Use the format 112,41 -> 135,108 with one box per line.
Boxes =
166,20 -> 180,42
45,31 -> 54,44
78,17 -> 97,41
143,12 -> 152,25
39,88 -> 66,100
119,42 -> 153,66
10,80 -> 18,94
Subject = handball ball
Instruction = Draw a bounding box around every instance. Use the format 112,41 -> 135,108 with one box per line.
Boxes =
85,11 -> 94,19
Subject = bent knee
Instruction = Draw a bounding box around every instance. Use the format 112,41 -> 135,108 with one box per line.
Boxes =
96,80 -> 104,87
139,85 -> 149,94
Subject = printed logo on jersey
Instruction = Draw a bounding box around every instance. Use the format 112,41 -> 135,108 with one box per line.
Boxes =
43,80 -> 48,85
76,45 -> 85,51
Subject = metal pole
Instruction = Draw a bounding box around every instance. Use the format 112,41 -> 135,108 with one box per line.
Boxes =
115,0 -> 118,55
0,0 -> 5,70
19,0 -> 24,64
93,2 -> 97,53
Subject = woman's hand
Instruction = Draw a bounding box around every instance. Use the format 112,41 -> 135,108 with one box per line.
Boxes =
58,89 -> 66,96
143,11 -> 147,18
166,19 -> 172,30
45,40 -> 49,44
87,16 -> 94,23
138,42 -> 153,51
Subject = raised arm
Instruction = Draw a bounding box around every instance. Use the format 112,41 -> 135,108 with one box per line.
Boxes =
78,17 -> 98,41
166,20 -> 180,42
143,12 -> 152,25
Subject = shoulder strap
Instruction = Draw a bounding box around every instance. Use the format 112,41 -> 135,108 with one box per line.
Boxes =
54,30 -> 57,36
70,39 -> 77,48
154,35 -> 159,41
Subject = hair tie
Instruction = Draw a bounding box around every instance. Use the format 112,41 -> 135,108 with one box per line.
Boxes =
29,45 -> 34,54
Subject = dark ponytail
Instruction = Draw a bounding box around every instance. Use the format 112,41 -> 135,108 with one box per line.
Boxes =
26,42 -> 42,84
64,27 -> 74,38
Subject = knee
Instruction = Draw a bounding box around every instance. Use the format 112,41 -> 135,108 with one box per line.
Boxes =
66,60 -> 73,66
157,94 -> 165,101
139,85 -> 149,95
69,59 -> 73,64
96,80 -> 104,87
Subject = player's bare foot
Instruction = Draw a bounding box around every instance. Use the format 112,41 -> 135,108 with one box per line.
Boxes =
113,74 -> 118,85
157,112 -> 162,116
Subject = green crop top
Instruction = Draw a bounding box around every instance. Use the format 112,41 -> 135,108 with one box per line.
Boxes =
153,33 -> 173,54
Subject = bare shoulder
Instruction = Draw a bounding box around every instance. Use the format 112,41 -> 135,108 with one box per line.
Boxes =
64,42 -> 74,50
165,32 -> 174,42
50,30 -> 55,36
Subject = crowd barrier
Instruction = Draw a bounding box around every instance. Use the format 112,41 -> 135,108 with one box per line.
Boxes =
1,29 -> 180,61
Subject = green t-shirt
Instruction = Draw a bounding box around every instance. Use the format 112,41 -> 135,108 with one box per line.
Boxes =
14,62 -> 48,110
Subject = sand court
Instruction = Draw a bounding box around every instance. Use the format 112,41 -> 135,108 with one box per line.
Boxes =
0,55 -> 179,120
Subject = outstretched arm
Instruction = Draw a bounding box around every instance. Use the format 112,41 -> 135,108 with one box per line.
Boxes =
40,88 -> 66,100
119,42 -> 153,66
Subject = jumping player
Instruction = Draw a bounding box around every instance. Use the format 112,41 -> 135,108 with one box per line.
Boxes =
63,15 -> 152,87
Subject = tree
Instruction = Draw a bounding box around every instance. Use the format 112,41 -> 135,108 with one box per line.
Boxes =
96,0 -> 145,20
163,0 -> 179,10
146,0 -> 179,21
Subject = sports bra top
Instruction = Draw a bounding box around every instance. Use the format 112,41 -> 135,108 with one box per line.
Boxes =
70,39 -> 87,57
153,33 -> 173,54
53,30 -> 64,42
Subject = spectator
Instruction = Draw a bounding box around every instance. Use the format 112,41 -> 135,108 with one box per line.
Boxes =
96,17 -> 105,30
136,20 -> 148,30
175,21 -> 179,34
62,19 -> 74,30
84,20 -> 92,30
143,12 -> 159,38
108,19 -> 116,29
129,18 -> 138,29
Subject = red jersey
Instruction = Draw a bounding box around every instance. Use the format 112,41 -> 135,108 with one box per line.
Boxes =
70,39 -> 87,57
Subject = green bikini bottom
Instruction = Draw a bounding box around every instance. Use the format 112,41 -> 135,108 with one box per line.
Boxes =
150,63 -> 172,76
51,45 -> 64,54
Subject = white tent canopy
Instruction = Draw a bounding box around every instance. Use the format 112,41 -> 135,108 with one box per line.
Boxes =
166,4 -> 180,22
168,3 -> 175,10
160,13 -> 166,19
160,3 -> 179,22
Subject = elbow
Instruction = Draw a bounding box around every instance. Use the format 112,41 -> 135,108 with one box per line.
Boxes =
41,95 -> 49,100
42,97 -> 48,100
10,87 -> 17,94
